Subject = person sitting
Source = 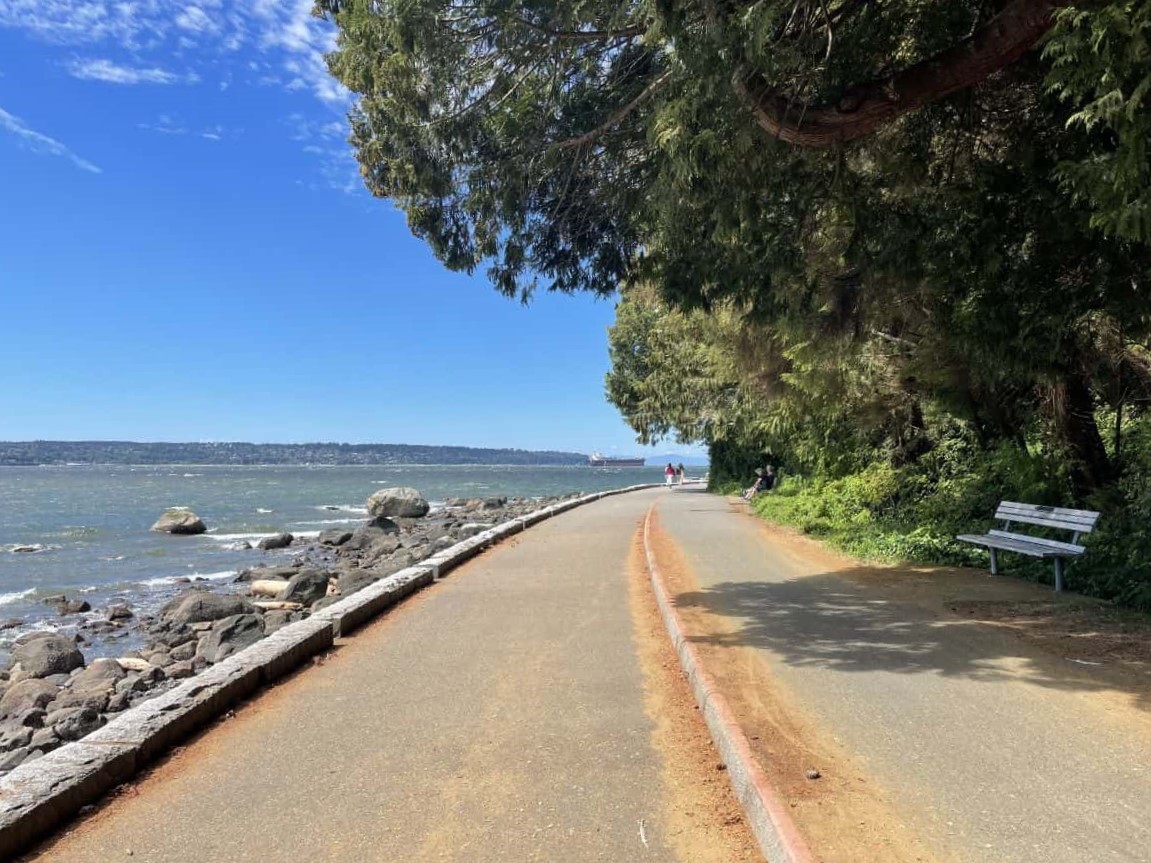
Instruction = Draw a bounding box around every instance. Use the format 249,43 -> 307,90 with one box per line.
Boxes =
741,466 -> 775,500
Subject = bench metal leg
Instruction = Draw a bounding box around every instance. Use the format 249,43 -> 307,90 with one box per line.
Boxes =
989,548 -> 998,576
1053,557 -> 1065,593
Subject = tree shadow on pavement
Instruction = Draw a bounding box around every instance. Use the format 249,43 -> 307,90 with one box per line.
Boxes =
673,570 -> 1151,713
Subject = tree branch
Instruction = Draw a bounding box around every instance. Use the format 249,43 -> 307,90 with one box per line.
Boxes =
733,0 -> 1079,147
554,70 -> 672,150
512,16 -> 646,43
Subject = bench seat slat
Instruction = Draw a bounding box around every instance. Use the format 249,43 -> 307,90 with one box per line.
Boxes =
956,533 -> 1085,558
987,530 -> 1086,554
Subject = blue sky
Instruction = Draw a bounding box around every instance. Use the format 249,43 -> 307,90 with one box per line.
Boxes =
0,2 -> 701,459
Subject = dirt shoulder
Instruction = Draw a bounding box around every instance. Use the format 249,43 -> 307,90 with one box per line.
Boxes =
626,531 -> 762,863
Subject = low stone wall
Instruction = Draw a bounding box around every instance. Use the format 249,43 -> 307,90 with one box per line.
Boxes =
0,484 -> 656,859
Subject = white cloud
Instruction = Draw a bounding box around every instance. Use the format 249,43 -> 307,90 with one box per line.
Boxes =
175,6 -> 215,34
0,0 -> 348,105
69,58 -> 196,85
137,114 -> 186,135
138,115 -> 229,141
0,104 -> 101,173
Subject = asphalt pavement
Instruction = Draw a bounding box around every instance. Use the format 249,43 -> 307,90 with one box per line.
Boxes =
654,488 -> 1151,863
23,489 -> 677,863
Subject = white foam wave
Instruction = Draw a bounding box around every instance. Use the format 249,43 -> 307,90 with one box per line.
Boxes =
292,518 -> 361,527
139,569 -> 236,588
256,508 -> 274,514
0,588 -> 35,606
315,505 -> 367,514
204,532 -> 278,543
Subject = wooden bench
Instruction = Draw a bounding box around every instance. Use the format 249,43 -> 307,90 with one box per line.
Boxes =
956,501 -> 1100,592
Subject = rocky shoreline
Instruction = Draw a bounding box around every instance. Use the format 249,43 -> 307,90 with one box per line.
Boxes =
0,487 -> 576,776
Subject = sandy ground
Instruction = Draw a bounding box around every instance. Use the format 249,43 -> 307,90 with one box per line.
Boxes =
626,531 -> 761,863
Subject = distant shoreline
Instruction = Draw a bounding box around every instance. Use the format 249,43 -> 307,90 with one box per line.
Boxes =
0,440 -> 590,467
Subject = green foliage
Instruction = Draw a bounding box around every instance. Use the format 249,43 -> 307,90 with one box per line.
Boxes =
317,0 -> 1151,609
1046,3 -> 1151,242
750,433 -> 1151,612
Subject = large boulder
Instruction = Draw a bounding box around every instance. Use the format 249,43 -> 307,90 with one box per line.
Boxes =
366,487 -> 430,519
342,517 -> 401,554
151,509 -> 207,535
161,591 -> 255,625
199,614 -> 265,663
337,569 -> 379,597
0,680 -> 60,719
53,658 -> 125,712
275,570 -> 330,606
8,635 -> 84,679
318,529 -> 354,547
257,533 -> 294,551
235,564 -> 299,583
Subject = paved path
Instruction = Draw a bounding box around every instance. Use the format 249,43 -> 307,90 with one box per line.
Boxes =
25,489 -> 677,863
654,488 -> 1151,863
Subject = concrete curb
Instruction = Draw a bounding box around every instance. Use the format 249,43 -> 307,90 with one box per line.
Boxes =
0,482 -> 659,859
642,505 -> 816,863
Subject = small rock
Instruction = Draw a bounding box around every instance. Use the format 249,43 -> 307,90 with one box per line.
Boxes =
115,657 -> 152,673
47,706 -> 103,741
55,599 -> 92,615
170,641 -> 196,662
166,661 -> 196,680
29,726 -> 61,751
106,604 -> 134,621
115,676 -> 147,695
805,769 -> 822,780
0,746 -> 29,771
0,724 -> 33,752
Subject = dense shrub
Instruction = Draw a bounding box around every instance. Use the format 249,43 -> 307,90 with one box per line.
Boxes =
746,435 -> 1151,612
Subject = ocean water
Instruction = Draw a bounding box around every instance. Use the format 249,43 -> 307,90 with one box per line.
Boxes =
0,464 -> 681,639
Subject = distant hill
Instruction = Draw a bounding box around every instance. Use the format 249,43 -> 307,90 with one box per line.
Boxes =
0,441 -> 587,467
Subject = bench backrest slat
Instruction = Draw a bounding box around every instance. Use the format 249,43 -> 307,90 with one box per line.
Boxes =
987,530 -> 1086,554
994,501 -> 1100,534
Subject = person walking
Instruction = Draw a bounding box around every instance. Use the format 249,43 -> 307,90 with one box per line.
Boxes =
664,463 -> 676,486
676,462 -> 686,485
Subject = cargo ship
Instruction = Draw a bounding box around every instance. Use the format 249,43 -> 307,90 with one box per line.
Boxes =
587,452 -> 647,467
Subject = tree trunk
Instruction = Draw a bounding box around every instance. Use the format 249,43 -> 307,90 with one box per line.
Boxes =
1050,372 -> 1112,498
733,0 -> 1078,147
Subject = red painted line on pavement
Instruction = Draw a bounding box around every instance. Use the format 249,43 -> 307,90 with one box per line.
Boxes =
643,503 -> 817,863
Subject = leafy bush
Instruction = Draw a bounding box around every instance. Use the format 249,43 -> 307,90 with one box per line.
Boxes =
745,437 -> 1151,612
